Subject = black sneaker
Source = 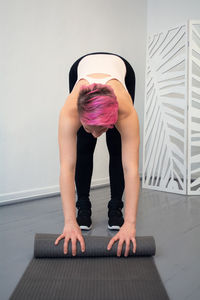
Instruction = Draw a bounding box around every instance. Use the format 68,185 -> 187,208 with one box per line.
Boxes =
108,208 -> 124,230
76,209 -> 92,230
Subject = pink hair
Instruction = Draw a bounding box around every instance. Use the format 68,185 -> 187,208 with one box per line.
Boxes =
77,83 -> 119,128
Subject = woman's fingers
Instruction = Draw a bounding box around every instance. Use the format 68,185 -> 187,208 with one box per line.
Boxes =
131,238 -> 137,253
107,235 -> 118,251
63,237 -> 69,254
117,239 -> 126,257
55,230 -> 136,257
71,237 -> 77,256
62,236 -> 85,256
55,233 -> 85,256
54,233 -> 65,245
108,236 -> 136,257
124,239 -> 130,257
78,235 -> 85,253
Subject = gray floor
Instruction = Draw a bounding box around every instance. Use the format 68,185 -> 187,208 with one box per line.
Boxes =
1,183 -> 200,300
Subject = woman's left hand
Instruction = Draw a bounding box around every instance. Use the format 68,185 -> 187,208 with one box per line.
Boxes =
107,222 -> 136,257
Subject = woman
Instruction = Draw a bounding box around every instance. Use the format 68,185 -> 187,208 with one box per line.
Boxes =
55,52 -> 140,257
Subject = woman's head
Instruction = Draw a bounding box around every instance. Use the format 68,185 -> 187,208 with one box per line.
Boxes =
77,83 -> 119,130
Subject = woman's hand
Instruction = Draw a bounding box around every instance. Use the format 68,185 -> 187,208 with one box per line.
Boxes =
107,222 -> 136,257
54,222 -> 85,256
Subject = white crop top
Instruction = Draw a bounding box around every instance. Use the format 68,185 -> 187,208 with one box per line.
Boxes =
77,54 -> 127,90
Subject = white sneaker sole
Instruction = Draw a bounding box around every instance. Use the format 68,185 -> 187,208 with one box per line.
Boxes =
108,225 -> 120,230
80,225 -> 92,230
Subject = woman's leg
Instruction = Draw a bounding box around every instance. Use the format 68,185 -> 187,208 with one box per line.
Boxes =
106,127 -> 125,205
75,127 -> 97,210
69,58 -> 97,229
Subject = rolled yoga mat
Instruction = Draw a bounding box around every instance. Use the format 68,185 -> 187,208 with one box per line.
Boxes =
10,233 -> 169,300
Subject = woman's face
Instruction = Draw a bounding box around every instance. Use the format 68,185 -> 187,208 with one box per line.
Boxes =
82,124 -> 108,138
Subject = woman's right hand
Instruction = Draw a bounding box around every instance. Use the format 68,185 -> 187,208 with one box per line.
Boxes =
54,222 -> 85,256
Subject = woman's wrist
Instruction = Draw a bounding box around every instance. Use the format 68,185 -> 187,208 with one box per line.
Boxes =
124,220 -> 136,227
64,217 -> 77,226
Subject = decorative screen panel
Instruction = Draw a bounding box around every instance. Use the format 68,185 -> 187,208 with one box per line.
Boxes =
143,25 -> 187,194
188,21 -> 200,194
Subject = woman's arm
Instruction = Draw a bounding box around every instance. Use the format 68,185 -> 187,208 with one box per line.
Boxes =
115,106 -> 140,225
58,107 -> 81,224
55,106 -> 85,256
107,106 -> 140,257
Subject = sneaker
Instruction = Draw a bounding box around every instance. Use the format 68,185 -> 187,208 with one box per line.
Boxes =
76,209 -> 92,230
108,208 -> 124,230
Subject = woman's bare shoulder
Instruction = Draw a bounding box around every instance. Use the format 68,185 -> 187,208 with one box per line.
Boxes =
62,79 -> 89,109
117,104 -> 136,125
107,80 -> 134,110
115,106 -> 140,141
59,97 -> 81,134
117,94 -> 135,122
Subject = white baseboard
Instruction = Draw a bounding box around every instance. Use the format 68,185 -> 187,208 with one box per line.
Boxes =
0,177 -> 110,206
0,174 -> 143,206
0,185 -> 60,206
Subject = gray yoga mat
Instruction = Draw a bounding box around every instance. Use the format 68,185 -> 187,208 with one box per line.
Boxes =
10,233 -> 169,300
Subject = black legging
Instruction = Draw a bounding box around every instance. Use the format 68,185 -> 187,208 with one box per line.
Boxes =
69,52 -> 136,211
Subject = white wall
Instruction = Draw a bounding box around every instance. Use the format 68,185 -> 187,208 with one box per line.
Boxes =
0,0 -> 147,204
147,0 -> 200,35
